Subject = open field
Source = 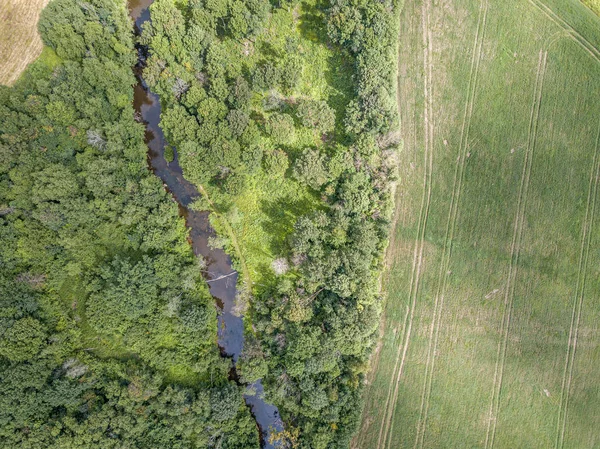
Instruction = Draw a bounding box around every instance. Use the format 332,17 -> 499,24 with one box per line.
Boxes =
0,0 -> 49,85
357,0 -> 600,448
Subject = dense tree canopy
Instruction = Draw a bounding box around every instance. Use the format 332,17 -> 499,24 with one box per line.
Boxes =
0,0 -> 258,447
141,0 -> 400,447
1,0 -> 401,446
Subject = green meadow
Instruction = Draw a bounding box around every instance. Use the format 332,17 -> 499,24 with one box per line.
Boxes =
358,0 -> 600,448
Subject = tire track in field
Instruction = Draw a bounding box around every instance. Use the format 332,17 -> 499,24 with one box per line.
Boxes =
0,0 -> 50,85
529,0 -> 600,64
484,50 -> 548,449
555,119 -> 600,449
376,1 -> 435,447
413,1 -> 489,447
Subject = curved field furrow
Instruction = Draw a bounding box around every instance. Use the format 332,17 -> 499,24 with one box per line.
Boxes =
484,50 -> 548,449
555,120 -> 600,449
529,0 -> 600,63
413,1 -> 490,448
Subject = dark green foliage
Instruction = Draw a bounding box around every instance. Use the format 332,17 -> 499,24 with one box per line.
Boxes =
291,210 -> 380,297
227,109 -> 250,137
210,384 -> 243,421
0,1 -> 258,447
336,171 -> 373,216
292,147 -> 329,190
327,0 -> 399,136
296,99 -> 336,134
0,317 -> 47,362
237,337 -> 268,383
263,148 -> 289,178
253,63 -> 282,90
86,256 -> 158,334
39,0 -> 133,64
229,76 -> 252,109
280,56 -> 303,92
266,113 -> 296,145
241,150 -> 262,177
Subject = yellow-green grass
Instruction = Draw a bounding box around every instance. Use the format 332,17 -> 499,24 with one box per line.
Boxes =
0,0 -> 49,85
357,0 -> 600,448
583,0 -> 600,16
210,0 -> 353,292
217,172 -> 322,289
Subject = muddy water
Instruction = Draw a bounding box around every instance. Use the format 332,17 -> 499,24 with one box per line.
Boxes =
129,1 -> 283,446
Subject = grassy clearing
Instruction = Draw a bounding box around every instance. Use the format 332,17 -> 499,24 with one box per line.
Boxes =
0,0 -> 49,85
357,0 -> 600,448
210,0 -> 354,292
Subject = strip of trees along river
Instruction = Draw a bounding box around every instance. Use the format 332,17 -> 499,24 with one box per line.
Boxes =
0,0 -> 400,447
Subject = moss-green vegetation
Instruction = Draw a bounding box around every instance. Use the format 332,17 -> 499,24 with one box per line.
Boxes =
0,0 -> 258,446
583,0 -> 600,16
358,0 -> 600,448
144,0 -> 401,446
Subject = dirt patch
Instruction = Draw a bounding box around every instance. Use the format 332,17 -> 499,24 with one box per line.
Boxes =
0,0 -> 50,85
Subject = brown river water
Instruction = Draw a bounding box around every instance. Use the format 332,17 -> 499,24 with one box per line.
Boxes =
128,1 -> 283,446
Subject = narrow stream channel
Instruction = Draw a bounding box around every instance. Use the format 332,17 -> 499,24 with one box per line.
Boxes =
128,1 -> 283,447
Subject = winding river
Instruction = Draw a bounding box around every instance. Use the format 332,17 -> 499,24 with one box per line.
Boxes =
128,1 -> 283,447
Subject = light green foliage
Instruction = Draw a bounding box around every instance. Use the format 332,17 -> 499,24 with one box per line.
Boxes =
583,0 -> 600,16
164,146 -> 174,162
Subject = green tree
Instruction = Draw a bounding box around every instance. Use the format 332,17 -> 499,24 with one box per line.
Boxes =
292,148 -> 330,190
263,149 -> 289,178
227,109 -> 250,137
0,317 -> 47,362
296,99 -> 336,134
266,113 -> 296,145
237,338 -> 268,383
86,256 -> 158,335
253,63 -> 281,90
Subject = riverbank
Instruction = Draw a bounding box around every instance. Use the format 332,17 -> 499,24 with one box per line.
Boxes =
129,1 -> 283,446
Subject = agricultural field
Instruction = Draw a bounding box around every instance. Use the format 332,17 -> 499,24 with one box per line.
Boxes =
0,0 -> 49,85
357,0 -> 600,448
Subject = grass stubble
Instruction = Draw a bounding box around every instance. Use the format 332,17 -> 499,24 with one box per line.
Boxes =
0,0 -> 49,85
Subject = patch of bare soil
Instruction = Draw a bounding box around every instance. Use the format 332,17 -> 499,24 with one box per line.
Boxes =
0,0 -> 50,85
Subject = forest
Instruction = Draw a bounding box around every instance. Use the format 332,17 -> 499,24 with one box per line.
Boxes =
0,0 -> 400,447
